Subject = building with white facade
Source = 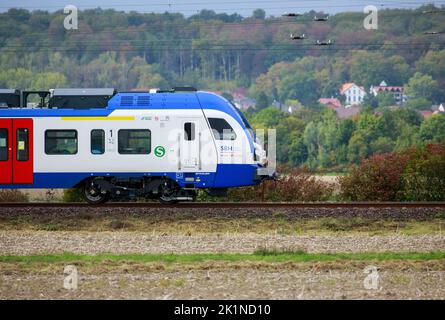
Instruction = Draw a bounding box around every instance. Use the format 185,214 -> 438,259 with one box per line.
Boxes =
370,81 -> 407,105
340,83 -> 366,106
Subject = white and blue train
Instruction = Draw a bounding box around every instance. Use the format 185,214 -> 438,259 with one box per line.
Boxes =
0,87 -> 275,203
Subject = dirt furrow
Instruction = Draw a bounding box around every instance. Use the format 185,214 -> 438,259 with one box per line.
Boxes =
1,269 -> 444,300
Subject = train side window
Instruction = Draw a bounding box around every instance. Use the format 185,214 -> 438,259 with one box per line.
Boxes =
16,128 -> 29,161
208,118 -> 237,140
118,129 -> 151,154
0,129 -> 7,161
45,130 -> 78,155
184,122 -> 195,141
91,129 -> 105,155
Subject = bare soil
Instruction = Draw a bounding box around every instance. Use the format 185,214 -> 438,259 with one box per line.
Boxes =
1,261 -> 444,300
0,231 -> 444,255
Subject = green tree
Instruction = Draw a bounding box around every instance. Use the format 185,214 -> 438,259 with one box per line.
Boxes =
252,9 -> 266,20
277,72 -> 319,106
302,109 -> 350,169
136,65 -> 168,89
303,121 -> 322,169
250,107 -> 286,128
362,94 -> 378,109
370,136 -> 395,154
347,133 -> 370,164
255,92 -> 269,110
405,72 -> 438,106
396,108 -> 423,127
377,91 -> 396,107
416,49 -> 445,101
349,52 -> 409,89
276,116 -> 306,163
405,97 -> 432,110
30,72 -> 67,90
419,114 -> 445,143
0,68 -> 34,89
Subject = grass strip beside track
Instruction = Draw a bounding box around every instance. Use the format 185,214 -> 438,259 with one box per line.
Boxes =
1,251 -> 445,264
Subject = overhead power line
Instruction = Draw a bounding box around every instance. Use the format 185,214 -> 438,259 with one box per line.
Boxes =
1,41 -> 441,47
1,42 -> 442,53
2,1 -> 445,14
1,0 -> 445,9
2,8 -> 445,40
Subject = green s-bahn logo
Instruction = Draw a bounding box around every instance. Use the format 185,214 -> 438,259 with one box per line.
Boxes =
154,146 -> 166,157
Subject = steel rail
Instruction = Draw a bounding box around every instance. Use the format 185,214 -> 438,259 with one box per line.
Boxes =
0,202 -> 444,208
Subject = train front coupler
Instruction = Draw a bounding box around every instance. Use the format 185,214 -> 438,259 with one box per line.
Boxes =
255,166 -> 277,182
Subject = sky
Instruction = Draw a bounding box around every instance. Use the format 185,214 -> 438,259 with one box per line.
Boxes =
0,0 -> 442,16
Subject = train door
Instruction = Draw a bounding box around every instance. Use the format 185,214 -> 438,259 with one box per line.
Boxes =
0,119 -> 13,184
0,118 -> 33,184
180,120 -> 200,170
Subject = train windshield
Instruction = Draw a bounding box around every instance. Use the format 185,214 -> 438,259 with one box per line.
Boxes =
229,102 -> 254,139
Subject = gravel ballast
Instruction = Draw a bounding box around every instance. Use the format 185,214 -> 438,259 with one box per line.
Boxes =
0,206 -> 444,219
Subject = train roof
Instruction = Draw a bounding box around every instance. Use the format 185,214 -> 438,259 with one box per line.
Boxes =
0,89 -> 20,94
52,88 -> 116,96
0,91 -> 246,127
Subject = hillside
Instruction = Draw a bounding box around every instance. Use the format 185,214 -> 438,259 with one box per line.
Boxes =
1,5 -> 445,170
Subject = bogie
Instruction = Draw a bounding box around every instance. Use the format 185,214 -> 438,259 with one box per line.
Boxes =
82,178 -> 110,204
81,176 -> 196,204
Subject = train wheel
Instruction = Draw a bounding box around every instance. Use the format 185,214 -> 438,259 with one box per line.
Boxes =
159,179 -> 179,204
82,179 -> 109,204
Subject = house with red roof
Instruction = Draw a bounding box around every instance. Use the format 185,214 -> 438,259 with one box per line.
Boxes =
318,98 -> 359,118
370,81 -> 407,105
340,83 -> 366,106
232,91 -> 256,110
318,98 -> 342,109
419,110 -> 433,119
419,103 -> 445,118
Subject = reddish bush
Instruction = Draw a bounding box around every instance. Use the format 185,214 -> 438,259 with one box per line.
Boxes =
227,165 -> 334,202
339,151 -> 412,201
340,142 -> 445,201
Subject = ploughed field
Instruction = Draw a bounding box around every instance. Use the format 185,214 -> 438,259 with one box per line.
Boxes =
0,206 -> 444,299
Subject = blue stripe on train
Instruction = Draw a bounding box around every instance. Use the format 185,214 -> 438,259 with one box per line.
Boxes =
212,164 -> 259,188
0,164 -> 260,189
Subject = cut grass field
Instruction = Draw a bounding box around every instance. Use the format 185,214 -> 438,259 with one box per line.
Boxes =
1,213 -> 444,236
1,250 -> 445,264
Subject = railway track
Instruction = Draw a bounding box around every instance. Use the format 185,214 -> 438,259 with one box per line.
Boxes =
0,202 -> 444,208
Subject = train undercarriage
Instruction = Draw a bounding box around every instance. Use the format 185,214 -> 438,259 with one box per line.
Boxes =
81,176 -> 221,204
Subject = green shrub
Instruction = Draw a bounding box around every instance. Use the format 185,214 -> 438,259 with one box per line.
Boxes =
402,143 -> 445,201
62,188 -> 84,202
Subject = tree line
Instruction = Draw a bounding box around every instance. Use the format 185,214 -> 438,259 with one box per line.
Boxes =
1,6 -> 445,171
248,106 -> 445,171
1,5 -> 445,96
